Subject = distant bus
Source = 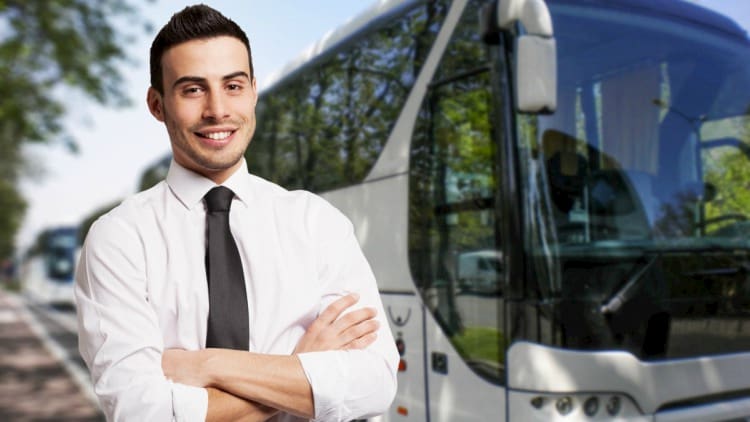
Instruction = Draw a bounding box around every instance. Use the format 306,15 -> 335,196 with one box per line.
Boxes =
139,0 -> 750,419
20,226 -> 79,307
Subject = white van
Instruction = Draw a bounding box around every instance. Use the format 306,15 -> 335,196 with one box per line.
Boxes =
456,250 -> 503,295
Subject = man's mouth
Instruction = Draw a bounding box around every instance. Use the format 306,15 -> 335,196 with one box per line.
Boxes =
195,130 -> 235,141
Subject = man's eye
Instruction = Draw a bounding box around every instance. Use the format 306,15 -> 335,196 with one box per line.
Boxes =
227,84 -> 243,91
183,87 -> 204,95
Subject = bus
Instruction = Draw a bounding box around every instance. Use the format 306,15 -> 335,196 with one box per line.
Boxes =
138,0 -> 750,419
20,226 -> 79,307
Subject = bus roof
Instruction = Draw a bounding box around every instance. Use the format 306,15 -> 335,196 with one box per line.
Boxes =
260,0 -> 747,96
259,0 -> 418,94
556,0 -> 747,40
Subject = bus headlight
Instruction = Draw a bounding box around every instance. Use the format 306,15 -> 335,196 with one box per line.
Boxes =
54,259 -> 72,273
556,396 -> 573,415
583,396 -> 599,416
514,391 -> 641,420
606,395 -> 621,416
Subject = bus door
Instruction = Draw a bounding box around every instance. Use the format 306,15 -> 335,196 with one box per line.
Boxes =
409,0 -> 510,419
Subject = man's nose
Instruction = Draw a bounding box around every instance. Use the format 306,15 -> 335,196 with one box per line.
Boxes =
202,92 -> 230,120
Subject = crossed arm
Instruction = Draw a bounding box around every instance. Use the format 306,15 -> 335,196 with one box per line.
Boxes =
162,293 -> 380,421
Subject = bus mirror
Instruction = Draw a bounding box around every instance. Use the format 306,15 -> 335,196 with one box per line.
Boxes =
498,0 -> 553,37
496,0 -> 557,113
516,35 -> 557,113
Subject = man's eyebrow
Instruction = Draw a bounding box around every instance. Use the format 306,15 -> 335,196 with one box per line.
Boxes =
171,72 -> 249,89
172,76 -> 206,89
222,71 -> 250,81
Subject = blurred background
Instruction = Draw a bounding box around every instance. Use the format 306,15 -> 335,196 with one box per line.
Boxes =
0,1 -> 371,420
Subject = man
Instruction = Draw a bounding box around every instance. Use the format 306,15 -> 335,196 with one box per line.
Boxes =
75,5 -> 398,421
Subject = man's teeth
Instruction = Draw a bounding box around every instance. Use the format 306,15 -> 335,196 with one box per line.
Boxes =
203,131 -> 232,140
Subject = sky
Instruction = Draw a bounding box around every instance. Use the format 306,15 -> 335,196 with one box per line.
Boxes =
14,0 -> 750,251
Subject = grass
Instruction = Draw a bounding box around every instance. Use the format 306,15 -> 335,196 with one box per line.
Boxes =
451,326 -> 506,364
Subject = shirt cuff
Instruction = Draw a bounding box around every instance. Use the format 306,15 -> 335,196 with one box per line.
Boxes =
297,351 -> 348,421
171,381 -> 208,422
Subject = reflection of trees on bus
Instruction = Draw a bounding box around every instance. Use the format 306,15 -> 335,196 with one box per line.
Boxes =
409,0 -> 505,383
249,2 -> 448,192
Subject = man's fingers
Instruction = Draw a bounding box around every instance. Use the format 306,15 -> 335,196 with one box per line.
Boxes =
339,318 -> 379,346
316,293 -> 359,325
344,332 -> 378,350
299,293 -> 380,353
332,307 -> 376,331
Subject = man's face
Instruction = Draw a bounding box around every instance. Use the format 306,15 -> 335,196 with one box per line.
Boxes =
147,36 -> 257,183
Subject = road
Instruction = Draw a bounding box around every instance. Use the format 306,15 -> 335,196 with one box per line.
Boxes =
0,289 -> 104,421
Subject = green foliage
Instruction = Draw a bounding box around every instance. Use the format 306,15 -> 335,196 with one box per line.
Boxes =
0,0 -> 138,149
700,114 -> 750,234
409,0 -> 497,288
0,1 -> 146,260
248,1 -> 448,192
138,156 -> 171,191
451,326 -> 505,365
0,179 -> 27,259
704,147 -> 750,227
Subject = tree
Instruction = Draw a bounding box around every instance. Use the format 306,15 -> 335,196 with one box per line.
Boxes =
0,180 -> 26,260
0,0 -> 148,260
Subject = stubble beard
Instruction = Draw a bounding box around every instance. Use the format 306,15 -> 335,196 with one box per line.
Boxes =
165,113 -> 249,174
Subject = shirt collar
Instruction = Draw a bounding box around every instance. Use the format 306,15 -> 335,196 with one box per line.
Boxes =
166,159 -> 253,210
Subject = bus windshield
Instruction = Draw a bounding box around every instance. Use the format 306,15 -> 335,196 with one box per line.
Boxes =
517,0 -> 750,359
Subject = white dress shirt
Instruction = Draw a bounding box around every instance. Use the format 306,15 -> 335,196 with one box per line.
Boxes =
75,159 -> 399,421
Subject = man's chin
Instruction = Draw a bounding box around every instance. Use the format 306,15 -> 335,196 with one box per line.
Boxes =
193,153 -> 243,171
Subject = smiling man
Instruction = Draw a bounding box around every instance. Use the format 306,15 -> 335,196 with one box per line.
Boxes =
149,35 -> 255,185
75,5 -> 398,422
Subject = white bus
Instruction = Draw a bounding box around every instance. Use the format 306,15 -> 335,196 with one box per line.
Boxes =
20,226 -> 79,307
133,0 -> 750,419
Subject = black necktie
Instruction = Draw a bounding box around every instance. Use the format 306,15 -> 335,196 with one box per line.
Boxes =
204,186 -> 249,349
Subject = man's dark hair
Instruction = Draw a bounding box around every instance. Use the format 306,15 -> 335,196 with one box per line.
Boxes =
149,4 -> 253,94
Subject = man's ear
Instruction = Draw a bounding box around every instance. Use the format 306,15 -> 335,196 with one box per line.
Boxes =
147,87 -> 165,122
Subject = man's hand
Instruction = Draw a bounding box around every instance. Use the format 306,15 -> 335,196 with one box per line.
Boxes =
163,352 -> 281,420
294,293 -> 379,354
160,292 -> 382,419
162,292 -> 379,385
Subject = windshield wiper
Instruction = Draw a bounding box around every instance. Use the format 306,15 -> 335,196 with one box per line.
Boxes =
683,263 -> 750,277
600,254 -> 660,315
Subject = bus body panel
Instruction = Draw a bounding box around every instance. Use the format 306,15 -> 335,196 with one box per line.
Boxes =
322,175 -> 411,292
424,310 -> 505,421
508,341 -> 750,417
654,396 -> 750,422
381,293 -> 429,421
